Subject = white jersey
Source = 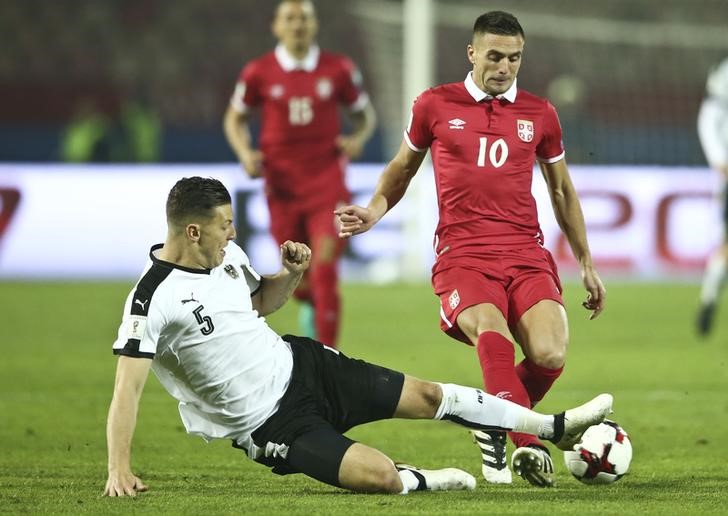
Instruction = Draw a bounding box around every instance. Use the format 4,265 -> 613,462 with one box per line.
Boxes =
697,96 -> 728,169
112,241 -> 293,454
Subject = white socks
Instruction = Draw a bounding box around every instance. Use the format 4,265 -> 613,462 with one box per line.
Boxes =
700,251 -> 727,304
397,468 -> 422,495
433,382 -> 553,439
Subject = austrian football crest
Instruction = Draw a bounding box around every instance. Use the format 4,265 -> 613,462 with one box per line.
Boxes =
517,119 -> 534,142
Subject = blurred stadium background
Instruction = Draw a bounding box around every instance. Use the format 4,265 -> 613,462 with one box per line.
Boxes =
1,0 -> 727,164
2,0 -> 728,283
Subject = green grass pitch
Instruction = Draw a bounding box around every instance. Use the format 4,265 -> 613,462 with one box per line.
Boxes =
1,280 -> 727,514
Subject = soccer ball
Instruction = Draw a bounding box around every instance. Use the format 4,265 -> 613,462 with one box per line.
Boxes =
563,420 -> 632,484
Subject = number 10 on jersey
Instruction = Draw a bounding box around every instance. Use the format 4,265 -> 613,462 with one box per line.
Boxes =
477,137 -> 508,168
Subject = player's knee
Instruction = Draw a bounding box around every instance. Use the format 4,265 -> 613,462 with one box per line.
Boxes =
530,346 -> 566,369
352,463 -> 402,493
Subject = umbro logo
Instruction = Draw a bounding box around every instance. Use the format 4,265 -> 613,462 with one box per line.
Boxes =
448,118 -> 466,129
134,298 -> 148,310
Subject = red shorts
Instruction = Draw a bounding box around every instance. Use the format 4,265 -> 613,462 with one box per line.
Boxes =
267,195 -> 347,253
432,247 -> 563,345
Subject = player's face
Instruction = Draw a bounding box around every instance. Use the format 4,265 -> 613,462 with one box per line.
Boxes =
198,204 -> 236,269
273,1 -> 318,53
468,32 -> 524,96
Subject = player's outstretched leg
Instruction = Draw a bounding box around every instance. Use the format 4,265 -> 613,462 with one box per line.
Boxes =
395,464 -> 476,493
426,382 -> 612,446
394,377 -> 612,488
333,440 -> 474,494
472,430 -> 512,484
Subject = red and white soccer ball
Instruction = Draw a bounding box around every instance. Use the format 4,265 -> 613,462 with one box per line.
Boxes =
563,420 -> 632,484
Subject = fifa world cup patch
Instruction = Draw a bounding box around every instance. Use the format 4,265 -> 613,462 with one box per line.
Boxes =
127,315 -> 147,340
517,119 -> 534,142
448,289 -> 460,310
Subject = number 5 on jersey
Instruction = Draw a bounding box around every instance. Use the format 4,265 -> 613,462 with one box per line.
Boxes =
193,305 -> 215,335
477,137 -> 508,168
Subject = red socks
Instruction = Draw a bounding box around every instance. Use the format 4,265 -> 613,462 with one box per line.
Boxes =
476,331 -> 541,449
516,358 -> 563,407
310,262 -> 339,348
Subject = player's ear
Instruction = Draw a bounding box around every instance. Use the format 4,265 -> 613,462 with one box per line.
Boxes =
467,44 -> 476,64
186,223 -> 201,242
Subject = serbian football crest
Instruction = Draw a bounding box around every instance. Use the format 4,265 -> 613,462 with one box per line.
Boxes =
449,289 -> 460,310
517,119 -> 534,142
316,78 -> 333,99
270,84 -> 284,99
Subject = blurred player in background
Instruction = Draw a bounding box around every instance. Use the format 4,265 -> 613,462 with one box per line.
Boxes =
336,11 -> 605,488
223,0 -> 376,348
696,57 -> 728,337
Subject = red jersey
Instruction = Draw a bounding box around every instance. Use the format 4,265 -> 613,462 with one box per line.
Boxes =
405,73 -> 565,264
231,45 -> 368,206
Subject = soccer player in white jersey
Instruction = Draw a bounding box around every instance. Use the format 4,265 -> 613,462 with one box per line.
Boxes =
696,57 -> 728,336
103,176 -> 613,497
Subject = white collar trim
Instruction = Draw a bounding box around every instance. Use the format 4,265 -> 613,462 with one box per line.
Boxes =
464,72 -> 518,103
275,44 -> 320,72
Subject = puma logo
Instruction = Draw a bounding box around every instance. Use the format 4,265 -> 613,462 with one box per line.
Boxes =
134,298 -> 149,310
181,293 -> 199,304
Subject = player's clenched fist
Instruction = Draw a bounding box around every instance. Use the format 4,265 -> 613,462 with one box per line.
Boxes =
280,241 -> 311,272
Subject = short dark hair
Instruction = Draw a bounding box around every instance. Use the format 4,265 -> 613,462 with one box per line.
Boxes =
473,11 -> 524,40
166,177 -> 231,228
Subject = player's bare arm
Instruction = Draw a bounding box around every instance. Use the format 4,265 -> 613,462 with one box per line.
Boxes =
336,103 -> 377,159
336,141 -> 426,238
223,105 -> 263,178
252,241 -> 311,316
104,356 -> 152,497
539,159 -> 606,319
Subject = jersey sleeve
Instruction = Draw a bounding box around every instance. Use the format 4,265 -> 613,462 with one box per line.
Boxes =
230,61 -> 263,113
536,101 -> 565,163
404,91 -> 433,152
112,287 -> 164,359
228,242 -> 262,296
336,56 -> 370,112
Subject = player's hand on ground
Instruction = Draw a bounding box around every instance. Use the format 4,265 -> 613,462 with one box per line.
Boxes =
334,205 -> 376,238
103,471 -> 148,497
581,266 -> 606,320
336,134 -> 365,159
240,149 -> 264,178
280,241 -> 311,273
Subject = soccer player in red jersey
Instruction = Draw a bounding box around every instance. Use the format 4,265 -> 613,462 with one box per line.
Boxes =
224,0 -> 376,348
336,11 -> 605,488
